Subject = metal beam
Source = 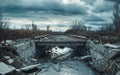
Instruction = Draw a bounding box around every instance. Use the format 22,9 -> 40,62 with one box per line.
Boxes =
36,42 -> 86,46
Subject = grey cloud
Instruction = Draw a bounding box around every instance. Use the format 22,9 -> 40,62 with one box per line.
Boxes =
57,24 -> 71,27
92,1 -> 114,13
84,15 -> 105,22
87,22 -> 109,26
0,0 -> 114,31
81,0 -> 97,5
0,0 -> 88,16
39,17 -> 49,21
3,13 -> 31,18
0,0 -> 20,6
3,12 -> 49,22
64,4 -> 88,15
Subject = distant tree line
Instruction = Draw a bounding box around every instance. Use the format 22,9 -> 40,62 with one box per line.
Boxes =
0,8 -> 49,42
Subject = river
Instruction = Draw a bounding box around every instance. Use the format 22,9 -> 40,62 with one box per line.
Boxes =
36,47 -> 96,75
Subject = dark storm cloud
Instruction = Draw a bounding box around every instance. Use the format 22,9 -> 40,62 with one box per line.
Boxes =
0,0 -> 20,6
3,12 -> 50,22
0,0 -> 88,16
88,22 -> 108,26
105,0 -> 120,3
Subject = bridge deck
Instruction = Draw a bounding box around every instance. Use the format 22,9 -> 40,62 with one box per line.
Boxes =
35,35 -> 86,46
35,35 -> 86,42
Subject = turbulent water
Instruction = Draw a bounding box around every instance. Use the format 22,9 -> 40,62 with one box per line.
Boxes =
36,47 -> 96,75
50,46 -> 73,59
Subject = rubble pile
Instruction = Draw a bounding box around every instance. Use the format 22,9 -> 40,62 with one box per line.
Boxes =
0,44 -> 23,68
88,39 -> 120,75
0,43 -> 26,75
0,41 -> 41,75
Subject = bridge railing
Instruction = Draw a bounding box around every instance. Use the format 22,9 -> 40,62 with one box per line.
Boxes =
34,34 -> 49,39
67,34 -> 88,40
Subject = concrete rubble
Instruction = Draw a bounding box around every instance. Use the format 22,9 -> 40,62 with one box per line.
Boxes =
0,40 -> 39,75
0,62 -> 15,75
0,38 -> 120,75
88,39 -> 120,75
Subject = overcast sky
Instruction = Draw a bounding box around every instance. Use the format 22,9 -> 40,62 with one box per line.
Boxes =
0,0 -> 117,31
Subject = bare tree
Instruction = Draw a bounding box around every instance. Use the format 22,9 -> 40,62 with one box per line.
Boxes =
0,8 -> 3,30
100,23 -> 114,31
0,8 -> 9,42
32,22 -> 37,30
25,25 -> 30,30
113,2 -> 120,32
0,8 -> 9,30
71,20 -> 86,31
65,20 -> 86,34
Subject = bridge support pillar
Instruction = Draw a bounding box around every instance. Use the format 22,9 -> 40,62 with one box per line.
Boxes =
73,46 -> 88,56
35,45 -> 51,58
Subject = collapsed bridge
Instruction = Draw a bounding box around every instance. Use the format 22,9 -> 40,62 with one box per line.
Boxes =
34,34 -> 87,46
34,34 -> 89,58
